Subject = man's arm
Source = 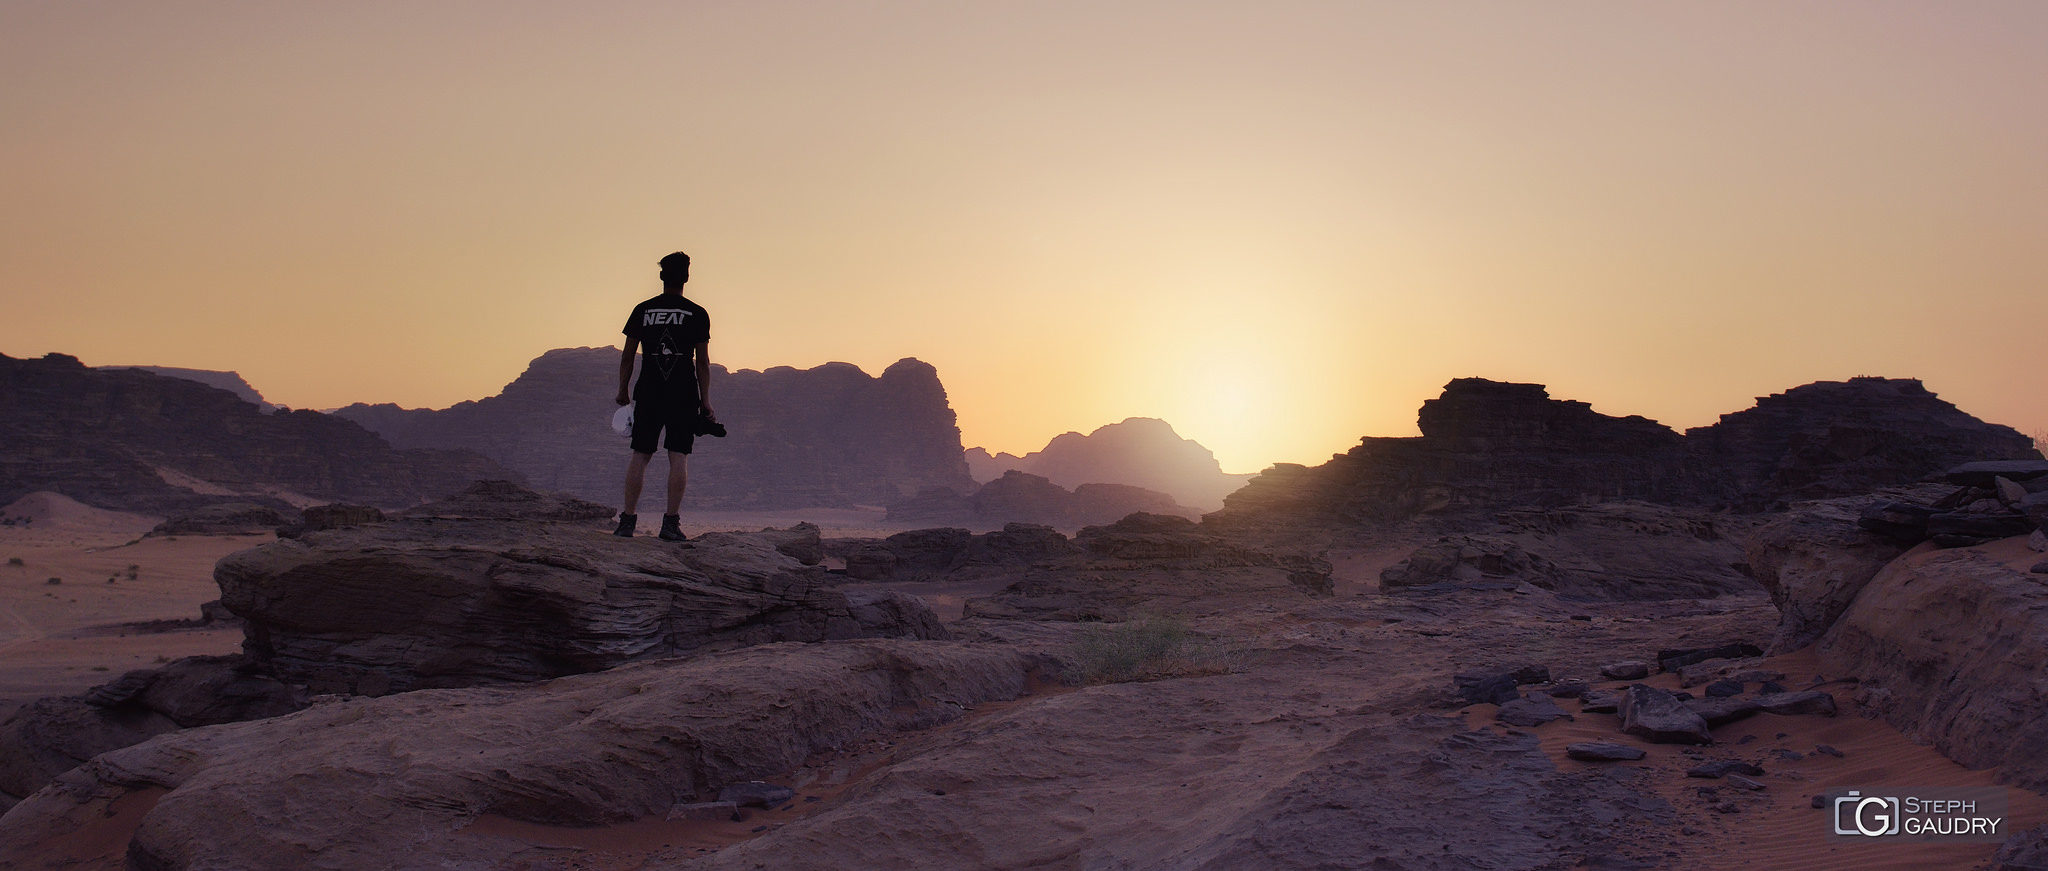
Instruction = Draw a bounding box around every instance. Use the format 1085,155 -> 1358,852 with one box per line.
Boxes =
694,342 -> 713,419
616,338 -> 638,406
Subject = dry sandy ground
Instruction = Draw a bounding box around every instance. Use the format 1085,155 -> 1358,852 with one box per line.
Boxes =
0,494 -> 248,721
4,499 -> 2043,869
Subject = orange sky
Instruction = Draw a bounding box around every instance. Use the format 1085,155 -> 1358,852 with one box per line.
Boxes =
4,3 -> 2044,473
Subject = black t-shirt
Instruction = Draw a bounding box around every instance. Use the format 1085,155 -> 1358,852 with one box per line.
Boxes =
622,293 -> 710,402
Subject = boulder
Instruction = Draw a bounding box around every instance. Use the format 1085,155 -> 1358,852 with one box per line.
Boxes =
1600,662 -> 1652,681
1683,696 -> 1762,728
216,519 -> 944,695
1748,496 -> 1915,653
843,590 -> 950,640
1818,543 -> 2048,789
1618,684 -> 1713,745
1751,690 -> 1837,718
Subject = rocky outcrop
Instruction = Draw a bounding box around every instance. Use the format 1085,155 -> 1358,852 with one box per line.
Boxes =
0,641 -> 1042,871
98,365 -> 277,411
1816,539 -> 2048,790
398,478 -> 615,521
147,502 -> 293,536
1857,461 -> 2048,547
0,352 -> 513,512
888,470 -> 1199,529
966,417 -> 1255,510
1687,378 -> 2038,508
336,349 -> 975,510
216,519 -> 945,695
1378,502 -> 1762,600
1208,376 -> 2038,531
0,656 -> 308,807
1744,492 -> 1927,653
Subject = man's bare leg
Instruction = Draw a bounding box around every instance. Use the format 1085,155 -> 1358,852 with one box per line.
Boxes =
622,451 -> 654,520
665,452 -> 688,514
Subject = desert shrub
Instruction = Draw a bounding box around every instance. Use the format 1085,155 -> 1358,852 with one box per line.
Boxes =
1065,614 -> 1244,684
6,557 -> 23,566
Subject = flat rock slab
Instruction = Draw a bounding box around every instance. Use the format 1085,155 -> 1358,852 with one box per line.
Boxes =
1751,690 -> 1836,717
1495,695 -> 1572,727
1566,742 -> 1646,762
1619,684 -> 1713,745
1684,697 -> 1762,728
1600,661 -> 1651,681
1686,760 -> 1765,778
1947,460 -> 2048,487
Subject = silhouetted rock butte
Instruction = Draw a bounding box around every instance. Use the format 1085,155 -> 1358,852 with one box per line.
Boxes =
967,417 -> 1255,510
217,519 -> 946,695
1209,376 -> 2038,531
335,348 -> 974,510
0,352 -> 513,513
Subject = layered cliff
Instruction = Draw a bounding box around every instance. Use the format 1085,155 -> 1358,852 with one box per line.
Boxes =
336,348 -> 974,510
0,352 -> 510,513
1210,376 -> 2037,530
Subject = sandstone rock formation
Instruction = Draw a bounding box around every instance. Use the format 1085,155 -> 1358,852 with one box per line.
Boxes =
216,518 -> 943,694
1816,538 -> 2048,790
966,417 -> 1255,510
887,470 -> 1199,529
1744,492 -> 1927,653
0,641 -> 1043,871
147,502 -> 293,536
1209,376 -> 2038,531
833,523 -> 1083,582
0,352 -> 513,513
1378,502 -> 1761,600
336,348 -> 975,509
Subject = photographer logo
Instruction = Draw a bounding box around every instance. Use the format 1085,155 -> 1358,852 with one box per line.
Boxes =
1827,788 -> 2007,844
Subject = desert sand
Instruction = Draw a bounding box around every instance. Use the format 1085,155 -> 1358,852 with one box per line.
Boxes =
0,494 -> 247,721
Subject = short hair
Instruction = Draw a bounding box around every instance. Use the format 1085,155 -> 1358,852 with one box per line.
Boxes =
659,251 -> 691,271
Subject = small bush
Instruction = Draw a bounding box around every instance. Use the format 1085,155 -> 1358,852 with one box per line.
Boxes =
1065,614 -> 1244,684
6,557 -> 23,566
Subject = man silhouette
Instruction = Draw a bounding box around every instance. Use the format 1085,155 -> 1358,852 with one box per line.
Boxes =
615,251 -> 714,540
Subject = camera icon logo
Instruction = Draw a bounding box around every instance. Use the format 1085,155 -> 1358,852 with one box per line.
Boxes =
1834,790 -> 1902,837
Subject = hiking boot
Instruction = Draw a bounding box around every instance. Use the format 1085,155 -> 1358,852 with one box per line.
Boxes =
613,513 -> 636,538
659,514 -> 687,542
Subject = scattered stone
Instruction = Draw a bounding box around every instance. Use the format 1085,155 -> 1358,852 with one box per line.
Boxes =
1684,696 -> 1761,728
1759,681 -> 1788,694
1703,680 -> 1744,698
1579,689 -> 1622,714
1813,744 -> 1844,758
1456,673 -> 1521,706
1771,749 -> 1805,761
1495,694 -> 1572,727
1726,775 -> 1766,791
1996,477 -> 2031,506
2031,562 -> 2048,575
1715,802 -> 1742,814
1601,661 -> 1651,681
1545,679 -> 1589,698
1752,691 -> 1837,717
1811,794 -> 1828,809
717,781 -> 796,809
2031,529 -> 2047,553
1566,742 -> 1647,762
1671,691 -> 1694,702
1619,684 -> 1713,745
1686,760 -> 1765,779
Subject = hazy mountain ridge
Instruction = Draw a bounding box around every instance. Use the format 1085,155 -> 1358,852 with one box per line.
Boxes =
0,352 -> 512,512
967,417 -> 1254,511
97,366 -> 277,412
335,347 -> 975,510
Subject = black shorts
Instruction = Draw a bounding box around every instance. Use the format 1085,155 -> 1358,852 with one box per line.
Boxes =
630,395 -> 698,455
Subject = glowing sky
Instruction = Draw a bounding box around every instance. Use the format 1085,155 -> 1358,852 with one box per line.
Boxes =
5,3 -> 2044,473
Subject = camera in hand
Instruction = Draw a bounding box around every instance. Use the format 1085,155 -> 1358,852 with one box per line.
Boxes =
693,412 -> 727,438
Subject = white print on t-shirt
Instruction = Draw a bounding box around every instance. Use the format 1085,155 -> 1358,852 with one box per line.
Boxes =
643,310 -> 695,325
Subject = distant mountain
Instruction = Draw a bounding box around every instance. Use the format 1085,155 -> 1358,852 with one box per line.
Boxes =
887,470 -> 1200,529
99,366 -> 278,412
1208,376 -> 2041,531
0,352 -> 513,513
335,348 -> 976,510
967,418 -> 1254,511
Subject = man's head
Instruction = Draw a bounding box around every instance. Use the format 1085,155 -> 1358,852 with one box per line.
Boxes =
659,251 -> 690,290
